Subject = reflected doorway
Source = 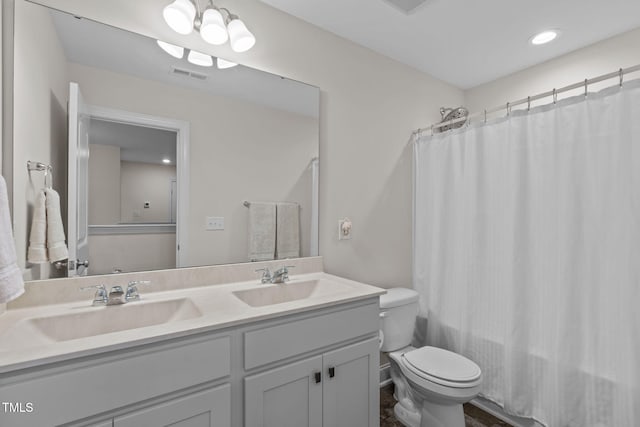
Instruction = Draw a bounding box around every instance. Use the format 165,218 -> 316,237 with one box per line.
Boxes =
73,103 -> 189,275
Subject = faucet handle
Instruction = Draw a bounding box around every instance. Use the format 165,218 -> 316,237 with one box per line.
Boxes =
277,265 -> 295,274
255,268 -> 273,284
80,285 -> 108,306
125,280 -> 151,302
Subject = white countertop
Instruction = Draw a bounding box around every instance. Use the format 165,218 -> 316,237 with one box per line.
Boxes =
0,272 -> 385,374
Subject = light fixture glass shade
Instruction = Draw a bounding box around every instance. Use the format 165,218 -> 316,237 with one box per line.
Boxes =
157,40 -> 185,58
200,8 -> 229,45
216,57 -> 238,69
163,0 -> 196,35
227,18 -> 256,53
187,50 -> 214,67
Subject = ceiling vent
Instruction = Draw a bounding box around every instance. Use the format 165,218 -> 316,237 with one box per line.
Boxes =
171,66 -> 208,80
382,0 -> 428,14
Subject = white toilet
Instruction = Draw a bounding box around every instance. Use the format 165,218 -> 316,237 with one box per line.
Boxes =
380,288 -> 482,427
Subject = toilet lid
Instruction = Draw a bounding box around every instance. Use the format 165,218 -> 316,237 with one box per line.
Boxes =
403,346 -> 481,383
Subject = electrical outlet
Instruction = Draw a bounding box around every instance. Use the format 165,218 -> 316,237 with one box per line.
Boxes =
338,218 -> 352,240
206,216 -> 224,231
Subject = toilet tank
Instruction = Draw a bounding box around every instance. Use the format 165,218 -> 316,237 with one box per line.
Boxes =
379,288 -> 420,352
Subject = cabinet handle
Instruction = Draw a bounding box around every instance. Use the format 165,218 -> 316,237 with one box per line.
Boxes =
314,371 -> 322,383
328,367 -> 335,378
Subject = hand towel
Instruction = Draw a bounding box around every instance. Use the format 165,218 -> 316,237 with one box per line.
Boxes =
0,175 -> 25,303
248,202 -> 276,262
276,202 -> 300,259
27,190 -> 48,263
45,188 -> 68,262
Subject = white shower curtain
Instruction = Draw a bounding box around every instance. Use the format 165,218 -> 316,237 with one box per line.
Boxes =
413,81 -> 640,427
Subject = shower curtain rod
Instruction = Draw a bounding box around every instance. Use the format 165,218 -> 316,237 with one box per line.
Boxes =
414,63 -> 640,135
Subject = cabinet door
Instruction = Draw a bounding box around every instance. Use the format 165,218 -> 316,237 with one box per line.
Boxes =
114,385 -> 230,427
322,338 -> 379,427
245,356 -> 323,427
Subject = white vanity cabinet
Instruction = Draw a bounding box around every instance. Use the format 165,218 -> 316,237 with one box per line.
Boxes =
243,301 -> 380,427
114,385 -> 231,427
245,338 -> 379,427
0,335 -> 232,427
0,298 -> 379,427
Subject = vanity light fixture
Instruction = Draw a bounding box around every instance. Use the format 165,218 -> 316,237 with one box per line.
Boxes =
187,49 -> 214,67
530,30 -> 558,45
157,40 -> 185,58
216,57 -> 237,69
162,0 -> 256,53
156,41 -> 237,70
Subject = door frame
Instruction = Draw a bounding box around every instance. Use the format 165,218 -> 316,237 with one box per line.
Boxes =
88,105 -> 190,267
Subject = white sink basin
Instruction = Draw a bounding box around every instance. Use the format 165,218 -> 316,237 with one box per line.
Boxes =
28,298 -> 202,342
232,279 -> 348,307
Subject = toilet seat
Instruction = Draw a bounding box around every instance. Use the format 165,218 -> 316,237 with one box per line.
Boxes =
401,346 -> 482,389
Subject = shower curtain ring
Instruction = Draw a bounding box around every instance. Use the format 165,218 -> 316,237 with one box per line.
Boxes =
584,79 -> 588,97
552,88 -> 557,104
619,68 -> 624,87
527,96 -> 531,111
484,109 -> 487,124
506,102 -> 510,116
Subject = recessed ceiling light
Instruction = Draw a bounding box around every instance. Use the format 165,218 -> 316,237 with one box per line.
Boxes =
162,158 -> 171,164
530,30 -> 558,45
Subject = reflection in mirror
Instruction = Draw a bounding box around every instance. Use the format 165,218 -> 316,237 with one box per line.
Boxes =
11,0 -> 320,280
88,119 -> 178,225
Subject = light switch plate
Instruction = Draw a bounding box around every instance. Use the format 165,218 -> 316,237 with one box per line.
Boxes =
206,216 -> 224,231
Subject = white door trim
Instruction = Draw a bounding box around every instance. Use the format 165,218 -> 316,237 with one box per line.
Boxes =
87,105 -> 190,268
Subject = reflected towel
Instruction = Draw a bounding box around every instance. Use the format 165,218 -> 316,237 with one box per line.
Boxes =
276,202 -> 300,259
45,188 -> 68,262
248,202 -> 276,262
27,190 -> 48,263
0,176 -> 24,303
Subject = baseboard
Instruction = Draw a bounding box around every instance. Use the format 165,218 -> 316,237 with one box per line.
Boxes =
470,397 -> 544,427
379,362 -> 391,387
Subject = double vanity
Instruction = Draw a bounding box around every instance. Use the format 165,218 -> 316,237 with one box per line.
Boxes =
0,258 -> 384,427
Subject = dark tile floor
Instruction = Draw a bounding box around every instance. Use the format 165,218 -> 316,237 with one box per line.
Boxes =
380,384 -> 512,427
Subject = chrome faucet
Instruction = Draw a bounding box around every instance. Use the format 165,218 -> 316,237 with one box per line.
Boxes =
271,266 -> 294,284
81,280 -> 150,306
255,268 -> 273,284
255,266 -> 295,284
106,286 -> 126,305
80,285 -> 109,306
125,280 -> 151,302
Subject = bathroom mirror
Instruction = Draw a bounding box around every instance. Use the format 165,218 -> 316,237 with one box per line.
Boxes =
9,0 -> 320,279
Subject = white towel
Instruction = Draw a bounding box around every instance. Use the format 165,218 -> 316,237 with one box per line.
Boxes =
45,188 -> 68,262
0,176 -> 25,303
276,202 -> 300,259
248,202 -> 276,262
27,190 -> 48,263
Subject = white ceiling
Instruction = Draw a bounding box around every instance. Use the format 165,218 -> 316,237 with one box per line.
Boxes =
90,119 -> 177,165
260,0 -> 640,89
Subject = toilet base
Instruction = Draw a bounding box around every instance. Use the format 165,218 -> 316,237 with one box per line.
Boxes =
418,400 -> 465,427
393,400 -> 465,427
394,402 -> 420,426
